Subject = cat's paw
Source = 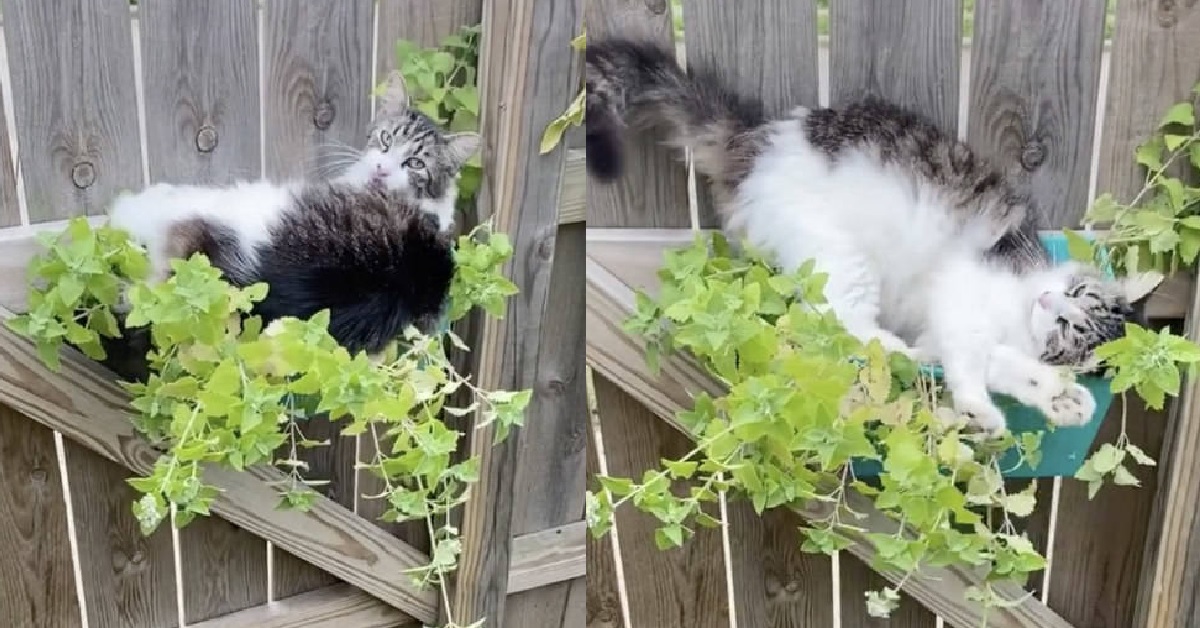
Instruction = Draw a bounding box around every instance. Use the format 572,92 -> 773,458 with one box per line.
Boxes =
1043,382 -> 1095,427
954,396 -> 1007,436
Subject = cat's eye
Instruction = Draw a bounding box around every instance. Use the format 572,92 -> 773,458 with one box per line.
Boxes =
404,157 -> 425,169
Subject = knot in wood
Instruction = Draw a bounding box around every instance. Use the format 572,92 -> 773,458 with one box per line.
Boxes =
1019,141 -> 1046,171
313,100 -> 336,130
71,161 -> 96,189
196,125 -> 219,153
29,468 -> 47,484
645,0 -> 668,15
1157,0 -> 1179,27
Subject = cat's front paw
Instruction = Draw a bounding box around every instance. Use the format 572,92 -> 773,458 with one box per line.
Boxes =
1043,382 -> 1095,427
954,396 -> 1007,436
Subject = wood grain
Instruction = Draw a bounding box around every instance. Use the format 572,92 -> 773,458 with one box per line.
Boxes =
505,222 -> 588,627
448,0 -> 582,623
180,516 -> 269,623
0,309 -> 440,625
725,505 -> 836,628
593,375 -> 732,628
829,0 -> 962,135
0,406 -> 82,627
263,0 -> 374,181
967,0 -> 1107,228
840,553 -> 937,628
585,254 -> 1077,628
191,584 -> 416,628
507,521 -> 587,594
0,0 -> 143,221
377,0 -> 483,66
682,0 -> 819,226
587,0 -> 690,229
586,405 -> 626,628
139,0 -> 262,185
0,80 -> 21,227
62,441 -> 179,627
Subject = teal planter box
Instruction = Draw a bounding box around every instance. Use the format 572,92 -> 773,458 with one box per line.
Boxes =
851,231 -> 1114,478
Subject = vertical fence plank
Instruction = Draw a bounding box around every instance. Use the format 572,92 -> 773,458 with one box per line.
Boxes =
587,0 -> 690,228
840,556 -> 935,628
589,2 -> 731,625
263,0 -> 374,181
63,443 -> 178,628
0,84 -> 20,227
1079,3 -> 1200,626
450,0 -> 581,622
0,407 -> 82,627
261,0 -> 374,600
180,518 -> 268,623
0,0 -> 142,222
826,2 -> 958,624
139,0 -> 261,185
592,377 -> 731,628
967,0 -> 1107,228
586,402 -> 626,628
679,2 -> 838,624
503,222 -> 588,626
377,0 -> 483,56
829,0 -> 962,134
682,0 -> 819,227
359,0 -> 484,554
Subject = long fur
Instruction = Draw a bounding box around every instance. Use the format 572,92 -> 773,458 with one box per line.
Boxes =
587,35 -> 1159,434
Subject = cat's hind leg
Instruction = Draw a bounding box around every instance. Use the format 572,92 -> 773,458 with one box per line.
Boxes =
803,249 -> 918,358
985,345 -> 1095,427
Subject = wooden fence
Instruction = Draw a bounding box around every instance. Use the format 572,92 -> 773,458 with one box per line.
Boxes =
0,1 -> 584,627
586,1 -> 1200,627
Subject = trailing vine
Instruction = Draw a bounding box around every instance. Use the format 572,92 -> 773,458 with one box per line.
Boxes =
586,88 -> 1200,621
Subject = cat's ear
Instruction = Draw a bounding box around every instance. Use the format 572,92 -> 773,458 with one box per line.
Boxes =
376,70 -> 410,116
445,133 -> 481,170
1120,269 -> 1165,304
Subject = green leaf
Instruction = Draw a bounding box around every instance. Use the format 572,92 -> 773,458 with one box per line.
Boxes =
1125,443 -> 1157,467
1160,102 -> 1195,127
1113,465 -> 1141,487
1063,230 -> 1095,263
1091,443 -> 1125,474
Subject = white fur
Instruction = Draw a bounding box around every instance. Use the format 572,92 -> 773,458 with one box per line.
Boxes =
729,116 -> 1113,433
107,179 -> 295,281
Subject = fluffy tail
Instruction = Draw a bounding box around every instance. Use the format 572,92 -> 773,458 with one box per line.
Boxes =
250,186 -> 455,356
586,36 -> 766,184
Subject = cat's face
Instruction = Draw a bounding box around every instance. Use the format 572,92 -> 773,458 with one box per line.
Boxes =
338,70 -> 480,227
1030,263 -> 1158,370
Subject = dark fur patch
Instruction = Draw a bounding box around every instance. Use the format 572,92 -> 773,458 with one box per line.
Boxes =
585,37 -> 766,193
166,218 -> 257,285
249,184 -> 455,355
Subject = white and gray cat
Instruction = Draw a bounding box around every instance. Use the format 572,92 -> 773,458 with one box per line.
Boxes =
102,70 -> 479,377
585,37 -> 1160,434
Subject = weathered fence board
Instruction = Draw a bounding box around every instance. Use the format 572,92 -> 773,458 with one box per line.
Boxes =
829,0 -> 962,134
261,0 -> 375,599
0,407 -> 82,627
840,555 -> 937,628
1,0 -> 144,222
263,0 -> 374,181
586,408 -> 626,628
503,221 -> 589,627
63,442 -> 179,628
726,505 -> 837,628
377,0 -> 483,54
681,0 -> 819,231
967,0 -> 1107,228
0,85 -> 20,228
181,518 -> 269,623
593,376 -> 732,627
139,0 -> 261,185
450,0 -> 582,622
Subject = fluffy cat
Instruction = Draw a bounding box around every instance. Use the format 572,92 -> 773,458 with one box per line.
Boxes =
102,71 -> 475,377
586,37 -> 1159,434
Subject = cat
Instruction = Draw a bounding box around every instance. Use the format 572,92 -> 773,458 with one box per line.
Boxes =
100,70 -> 476,380
585,36 -> 1160,434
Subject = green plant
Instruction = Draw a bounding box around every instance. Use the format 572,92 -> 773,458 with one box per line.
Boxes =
8,217 -> 526,628
540,31 -> 587,155
587,90 -> 1200,623
385,24 -> 484,216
